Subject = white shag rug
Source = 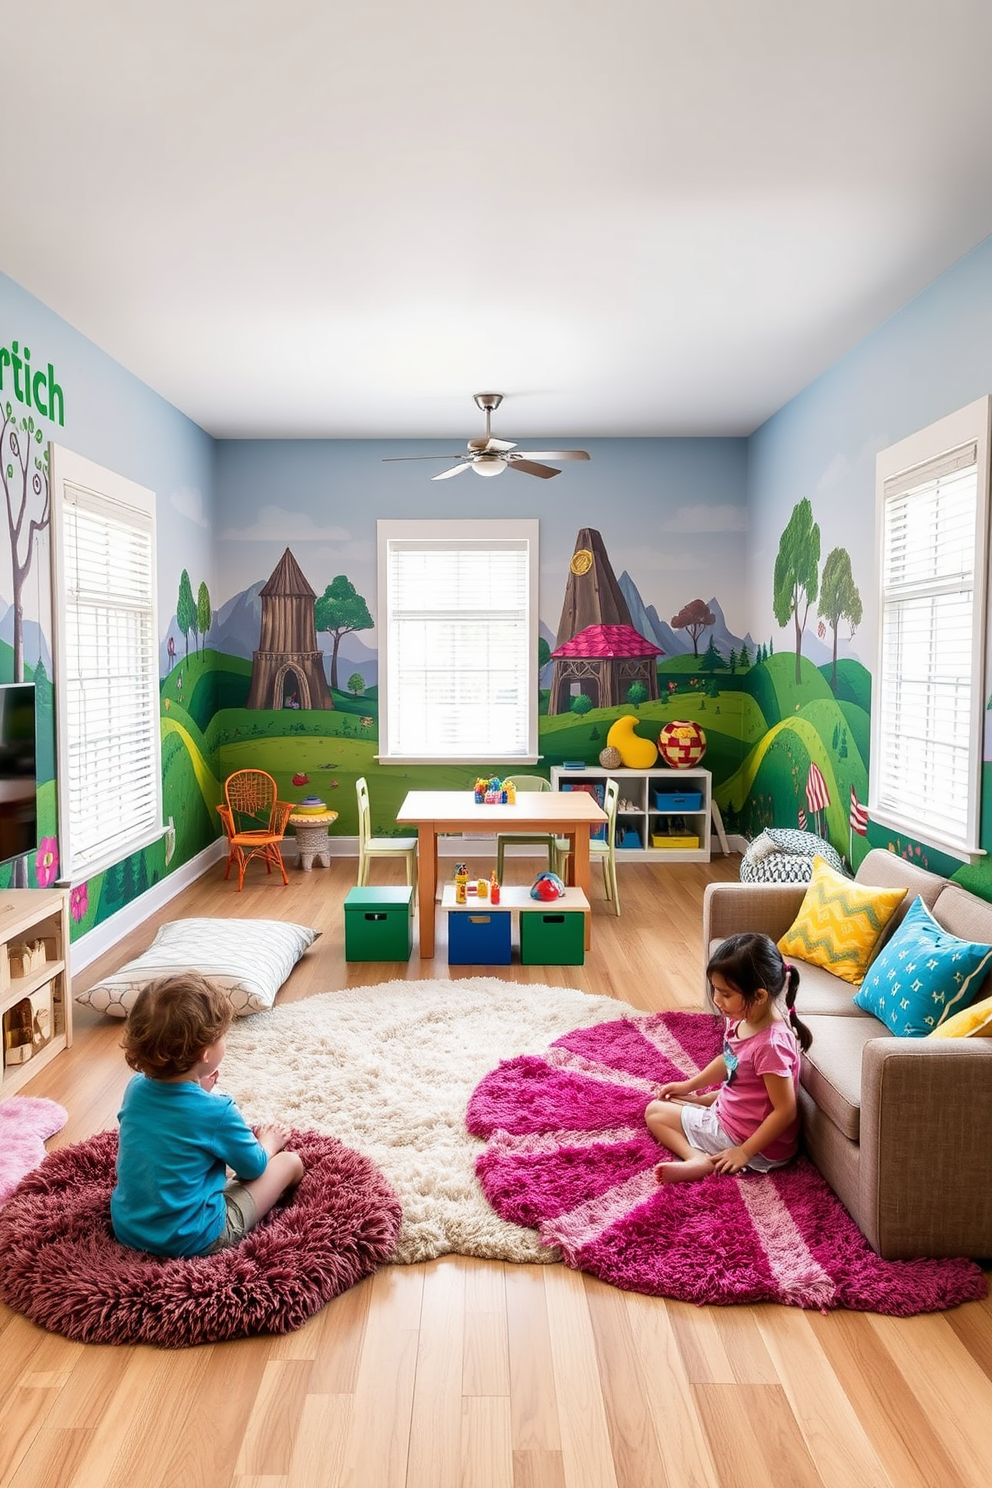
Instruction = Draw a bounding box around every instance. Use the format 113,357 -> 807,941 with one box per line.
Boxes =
221,977 -> 628,1265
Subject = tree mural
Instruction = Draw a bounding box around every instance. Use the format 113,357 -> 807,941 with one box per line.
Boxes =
176,569 -> 196,662
314,575 -> 373,692
196,580 -> 212,657
670,598 -> 715,656
700,635 -> 727,694
819,546 -> 863,689
348,672 -> 366,698
1,407 -> 49,681
773,497 -> 820,683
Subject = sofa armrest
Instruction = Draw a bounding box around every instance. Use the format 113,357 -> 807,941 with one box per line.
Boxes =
859,1037 -> 992,1258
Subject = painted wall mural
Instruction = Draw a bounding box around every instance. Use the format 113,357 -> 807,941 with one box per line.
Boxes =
1,270 -> 216,939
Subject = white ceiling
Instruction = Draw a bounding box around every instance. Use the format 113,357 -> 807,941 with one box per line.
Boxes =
4,2 -> 992,442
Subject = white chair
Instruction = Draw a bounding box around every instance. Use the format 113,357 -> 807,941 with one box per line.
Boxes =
356,776 -> 418,906
559,777 -> 621,915
494,775 -> 570,881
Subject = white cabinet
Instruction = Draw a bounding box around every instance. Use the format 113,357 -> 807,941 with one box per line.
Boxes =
550,766 -> 713,862
0,889 -> 72,1096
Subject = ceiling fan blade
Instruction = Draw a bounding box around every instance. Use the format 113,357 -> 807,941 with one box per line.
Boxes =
508,458 -> 561,479
512,449 -> 591,462
382,454 -> 462,462
431,462 -> 472,480
468,437 -> 517,453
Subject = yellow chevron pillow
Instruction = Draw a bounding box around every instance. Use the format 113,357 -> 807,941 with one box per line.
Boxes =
777,856 -> 907,986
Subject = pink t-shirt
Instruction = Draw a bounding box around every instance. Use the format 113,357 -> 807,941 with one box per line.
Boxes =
714,1017 -> 801,1163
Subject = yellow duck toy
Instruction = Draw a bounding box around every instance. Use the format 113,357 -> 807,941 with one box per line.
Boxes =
606,714 -> 658,768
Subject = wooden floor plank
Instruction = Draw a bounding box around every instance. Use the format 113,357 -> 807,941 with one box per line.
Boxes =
694,1382 -> 824,1488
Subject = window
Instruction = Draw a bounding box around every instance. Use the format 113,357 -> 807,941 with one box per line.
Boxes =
377,519 -> 539,764
50,445 -> 162,878
870,397 -> 991,861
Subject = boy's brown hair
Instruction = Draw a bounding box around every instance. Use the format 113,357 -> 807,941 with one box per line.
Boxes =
121,972 -> 233,1079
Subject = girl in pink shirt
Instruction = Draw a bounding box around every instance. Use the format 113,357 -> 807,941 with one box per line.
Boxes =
645,933 -> 813,1184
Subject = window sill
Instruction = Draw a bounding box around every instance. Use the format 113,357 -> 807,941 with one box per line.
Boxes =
868,809 -> 986,866
376,756 -> 540,768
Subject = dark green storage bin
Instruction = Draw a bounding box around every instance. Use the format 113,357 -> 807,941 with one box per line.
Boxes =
344,885 -> 413,961
519,907 -> 585,966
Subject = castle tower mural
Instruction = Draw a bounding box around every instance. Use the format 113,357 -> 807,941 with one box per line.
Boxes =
548,528 -> 662,714
246,547 -> 334,710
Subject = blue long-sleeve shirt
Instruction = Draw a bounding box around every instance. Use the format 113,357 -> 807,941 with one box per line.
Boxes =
111,1074 -> 268,1257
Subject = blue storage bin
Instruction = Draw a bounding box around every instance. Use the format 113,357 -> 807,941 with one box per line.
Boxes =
617,827 -> 643,849
447,909 -> 512,965
654,789 -> 702,811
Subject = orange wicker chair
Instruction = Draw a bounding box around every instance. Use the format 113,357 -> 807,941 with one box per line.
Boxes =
217,770 -> 294,890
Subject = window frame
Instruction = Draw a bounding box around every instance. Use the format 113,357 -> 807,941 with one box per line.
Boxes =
869,396 -> 992,862
49,443 -> 164,880
376,517 -> 540,766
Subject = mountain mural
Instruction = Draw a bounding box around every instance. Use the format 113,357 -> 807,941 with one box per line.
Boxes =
0,600 -> 54,677
617,573 -> 755,661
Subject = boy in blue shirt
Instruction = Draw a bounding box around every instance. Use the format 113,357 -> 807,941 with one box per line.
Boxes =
111,971 -> 304,1257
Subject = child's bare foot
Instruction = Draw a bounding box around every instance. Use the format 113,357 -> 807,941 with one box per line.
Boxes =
655,1155 -> 715,1185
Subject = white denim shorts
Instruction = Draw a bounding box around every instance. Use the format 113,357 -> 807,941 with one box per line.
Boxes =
679,1103 -> 783,1174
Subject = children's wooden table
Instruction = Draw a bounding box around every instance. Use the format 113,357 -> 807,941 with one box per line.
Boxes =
395,790 -> 607,958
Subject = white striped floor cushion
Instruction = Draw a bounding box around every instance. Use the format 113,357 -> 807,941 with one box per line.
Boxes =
75,919 -> 318,1018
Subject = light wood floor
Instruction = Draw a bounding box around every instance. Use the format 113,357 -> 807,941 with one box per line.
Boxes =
3,852 -> 992,1488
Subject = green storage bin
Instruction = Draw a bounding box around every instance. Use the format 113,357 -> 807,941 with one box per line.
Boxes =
519,907 -> 585,966
344,885 -> 413,961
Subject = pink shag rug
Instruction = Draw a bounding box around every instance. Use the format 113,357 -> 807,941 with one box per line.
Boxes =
467,1010 -> 989,1315
0,1096 -> 68,1205
0,1127 -> 401,1347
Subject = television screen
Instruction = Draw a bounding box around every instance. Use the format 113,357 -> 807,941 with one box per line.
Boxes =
0,682 -> 37,867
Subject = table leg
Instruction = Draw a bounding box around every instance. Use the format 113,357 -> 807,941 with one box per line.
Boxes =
417,825 -> 438,957
569,825 -> 593,948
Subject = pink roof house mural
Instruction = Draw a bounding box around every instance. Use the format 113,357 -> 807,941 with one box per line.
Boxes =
548,529 -> 663,714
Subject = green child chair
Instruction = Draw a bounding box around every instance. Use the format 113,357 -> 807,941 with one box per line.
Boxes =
494,775 -> 570,882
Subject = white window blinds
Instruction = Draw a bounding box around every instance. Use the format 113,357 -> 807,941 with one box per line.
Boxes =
872,404 -> 990,859
379,520 -> 538,762
52,449 -> 161,877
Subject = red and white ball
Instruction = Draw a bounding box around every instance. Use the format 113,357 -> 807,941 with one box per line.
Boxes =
658,719 -> 707,769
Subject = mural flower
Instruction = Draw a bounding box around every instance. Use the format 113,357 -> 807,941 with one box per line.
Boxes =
70,882 -> 89,923
36,838 -> 59,888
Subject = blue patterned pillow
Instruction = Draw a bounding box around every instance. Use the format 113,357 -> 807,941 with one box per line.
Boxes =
853,897 -> 992,1036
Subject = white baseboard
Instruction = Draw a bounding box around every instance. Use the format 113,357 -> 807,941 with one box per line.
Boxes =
70,839 -> 229,975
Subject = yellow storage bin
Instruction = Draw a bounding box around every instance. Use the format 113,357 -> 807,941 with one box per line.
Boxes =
650,833 -> 699,849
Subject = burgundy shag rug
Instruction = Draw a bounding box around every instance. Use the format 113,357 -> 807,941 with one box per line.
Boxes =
467,1010 -> 988,1315
0,1127 -> 401,1347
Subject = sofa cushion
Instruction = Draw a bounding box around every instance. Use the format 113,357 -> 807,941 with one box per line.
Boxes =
853,898 -> 992,1037
854,848 -> 947,952
778,856 -> 907,985
707,941 -> 869,1016
928,992 -> 992,1039
800,1014 -> 893,1141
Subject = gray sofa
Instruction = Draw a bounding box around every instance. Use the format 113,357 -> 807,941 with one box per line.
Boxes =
702,848 -> 992,1260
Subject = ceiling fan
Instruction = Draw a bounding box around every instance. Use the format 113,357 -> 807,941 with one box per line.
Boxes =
382,393 -> 592,480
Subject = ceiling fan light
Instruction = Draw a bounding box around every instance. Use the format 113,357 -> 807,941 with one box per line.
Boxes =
473,455 -> 505,477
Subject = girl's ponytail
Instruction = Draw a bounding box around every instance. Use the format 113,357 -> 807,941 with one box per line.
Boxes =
783,962 -> 812,1052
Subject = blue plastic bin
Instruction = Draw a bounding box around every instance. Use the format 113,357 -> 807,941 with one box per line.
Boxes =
447,909 -> 512,965
654,790 -> 702,811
